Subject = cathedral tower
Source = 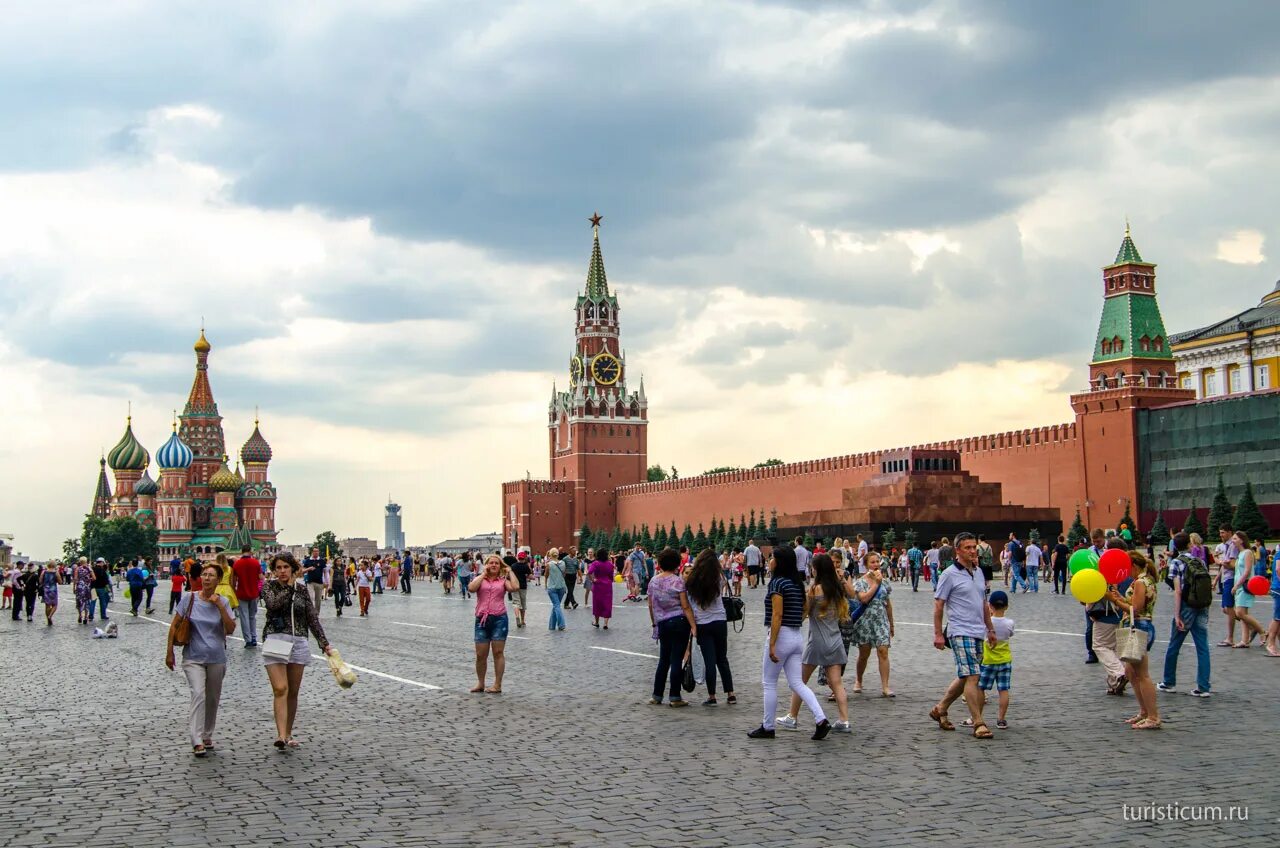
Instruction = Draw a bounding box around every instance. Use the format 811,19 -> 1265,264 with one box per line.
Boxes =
106,415 -> 149,518
239,416 -> 278,546
179,330 -> 226,528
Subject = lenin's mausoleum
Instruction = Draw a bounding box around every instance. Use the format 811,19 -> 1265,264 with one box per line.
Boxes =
503,220 -> 1280,551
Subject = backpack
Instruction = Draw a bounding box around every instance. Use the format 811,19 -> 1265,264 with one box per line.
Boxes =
1178,554 -> 1213,610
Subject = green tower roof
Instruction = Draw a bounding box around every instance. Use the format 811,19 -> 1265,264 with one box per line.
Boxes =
1107,223 -> 1151,268
585,215 -> 609,300
1092,287 -> 1173,363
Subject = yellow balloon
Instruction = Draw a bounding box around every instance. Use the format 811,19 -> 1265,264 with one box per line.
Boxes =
1070,568 -> 1107,604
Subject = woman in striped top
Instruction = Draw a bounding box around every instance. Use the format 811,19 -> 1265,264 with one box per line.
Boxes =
748,545 -> 830,740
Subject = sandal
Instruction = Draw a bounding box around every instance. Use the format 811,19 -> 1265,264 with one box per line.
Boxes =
286,737 -> 301,748
202,740 -> 215,751
726,694 -> 737,705
485,687 -> 502,694
881,690 -> 896,698
972,723 -> 994,739
1216,640 -> 1233,647
1124,713 -> 1147,724
928,707 -> 955,731
469,685 -> 485,693
996,719 -> 1008,729
1132,718 -> 1162,730
1232,643 -> 1250,649
273,739 -> 286,751
192,744 -> 207,757
960,718 -> 975,728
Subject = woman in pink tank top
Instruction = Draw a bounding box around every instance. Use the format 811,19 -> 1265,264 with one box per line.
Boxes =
469,554 -> 519,694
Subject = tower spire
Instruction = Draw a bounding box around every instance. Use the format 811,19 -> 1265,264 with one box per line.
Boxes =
585,212 -> 609,300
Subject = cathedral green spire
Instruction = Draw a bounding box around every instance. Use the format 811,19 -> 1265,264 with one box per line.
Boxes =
585,213 -> 609,300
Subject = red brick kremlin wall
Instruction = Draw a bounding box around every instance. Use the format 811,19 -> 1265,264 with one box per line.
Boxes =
616,421 -> 1087,536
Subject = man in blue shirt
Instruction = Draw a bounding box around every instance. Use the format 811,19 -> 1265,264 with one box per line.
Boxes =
126,561 -> 146,617
302,548 -> 326,611
1007,534 -> 1027,593
907,544 -> 924,592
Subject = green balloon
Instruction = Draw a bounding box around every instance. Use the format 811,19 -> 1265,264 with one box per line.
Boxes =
1068,548 -> 1099,575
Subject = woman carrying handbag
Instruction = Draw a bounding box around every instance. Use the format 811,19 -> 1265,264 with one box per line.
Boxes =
260,553 -> 336,751
165,562 -> 237,756
1107,550 -> 1161,730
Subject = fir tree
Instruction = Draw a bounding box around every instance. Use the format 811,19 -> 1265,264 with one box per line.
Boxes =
579,523 -> 591,548
1115,502 -> 1135,537
903,527 -> 918,549
1148,507 -> 1170,548
1067,510 -> 1088,548
803,531 -> 814,548
727,517 -> 738,547
607,527 -> 623,554
1182,498 -> 1206,538
881,527 -> 897,552
1233,480 -> 1270,542
670,522 -> 679,548
620,528 -> 633,550
694,523 -> 708,553
768,509 -> 778,538
680,524 -> 694,550
748,509 -> 758,538
640,524 -> 653,551
1206,471 -> 1235,538
655,525 -> 668,550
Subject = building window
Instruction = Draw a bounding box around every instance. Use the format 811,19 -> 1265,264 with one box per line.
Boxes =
1204,370 -> 1219,396
1101,339 -> 1111,355
1153,336 -> 1163,351
1113,336 -> 1124,353
1256,365 -> 1270,390
1229,368 -> 1243,394
1179,373 -> 1191,390
1140,336 -> 1150,352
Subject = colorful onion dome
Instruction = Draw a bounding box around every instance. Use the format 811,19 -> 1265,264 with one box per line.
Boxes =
241,420 -> 273,464
135,469 -> 158,496
107,418 -> 150,471
209,455 -> 241,493
232,462 -> 245,488
156,426 -> 194,469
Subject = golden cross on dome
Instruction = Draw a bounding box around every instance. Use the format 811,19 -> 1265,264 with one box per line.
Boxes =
589,212 -> 603,228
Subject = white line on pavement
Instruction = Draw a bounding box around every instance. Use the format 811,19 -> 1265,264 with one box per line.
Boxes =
391,621 -> 436,629
590,646 -> 659,659
109,602 -> 443,689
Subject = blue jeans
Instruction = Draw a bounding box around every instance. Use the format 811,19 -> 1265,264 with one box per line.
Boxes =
930,566 -> 940,589
91,587 -> 111,620
910,567 -> 921,591
1011,567 -> 1028,592
547,589 -> 565,630
236,598 -> 260,645
1162,608 -> 1210,692
1025,566 -> 1039,592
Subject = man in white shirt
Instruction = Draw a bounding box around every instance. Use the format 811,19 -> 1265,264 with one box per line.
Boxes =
793,537 -> 812,582
1023,541 -> 1042,593
925,542 -> 942,589
744,540 -> 763,588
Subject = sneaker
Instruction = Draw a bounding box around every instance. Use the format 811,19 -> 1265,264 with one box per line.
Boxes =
775,715 -> 798,731
1189,689 -> 1211,698
647,697 -> 662,705
832,720 -> 852,733
1156,682 -> 1176,693
747,726 -> 775,739
669,700 -> 689,708
812,719 -> 831,740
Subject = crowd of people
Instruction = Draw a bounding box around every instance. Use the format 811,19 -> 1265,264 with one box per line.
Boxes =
6,519 -> 1277,753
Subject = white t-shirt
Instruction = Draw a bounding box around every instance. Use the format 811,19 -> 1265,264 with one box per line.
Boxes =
857,540 -> 869,563
925,549 -> 941,567
1025,545 -> 1043,567
356,569 -> 371,588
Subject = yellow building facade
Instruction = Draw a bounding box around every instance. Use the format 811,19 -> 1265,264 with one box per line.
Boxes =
1171,280 -> 1280,398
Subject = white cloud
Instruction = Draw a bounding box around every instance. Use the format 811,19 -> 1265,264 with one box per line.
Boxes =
1216,229 -> 1266,265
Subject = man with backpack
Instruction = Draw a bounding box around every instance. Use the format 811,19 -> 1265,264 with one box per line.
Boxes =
1157,531 -> 1212,697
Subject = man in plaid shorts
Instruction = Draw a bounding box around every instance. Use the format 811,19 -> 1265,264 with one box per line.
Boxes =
929,531 -> 998,739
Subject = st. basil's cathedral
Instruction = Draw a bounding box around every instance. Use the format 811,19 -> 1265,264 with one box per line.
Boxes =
91,330 -> 280,559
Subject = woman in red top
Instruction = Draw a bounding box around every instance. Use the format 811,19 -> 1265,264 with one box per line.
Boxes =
469,554 -> 519,694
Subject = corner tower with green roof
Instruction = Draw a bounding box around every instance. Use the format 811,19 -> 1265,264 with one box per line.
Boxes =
1088,224 -> 1178,390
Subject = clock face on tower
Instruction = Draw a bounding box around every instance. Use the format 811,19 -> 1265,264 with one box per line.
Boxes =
570,355 -> 583,385
591,352 -> 621,386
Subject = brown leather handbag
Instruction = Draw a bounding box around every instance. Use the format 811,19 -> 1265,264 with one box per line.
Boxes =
172,593 -> 195,646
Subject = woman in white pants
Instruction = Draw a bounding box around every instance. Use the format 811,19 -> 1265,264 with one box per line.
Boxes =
748,545 -> 830,740
165,562 -> 236,757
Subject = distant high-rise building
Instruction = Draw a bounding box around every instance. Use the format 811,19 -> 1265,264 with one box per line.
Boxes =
384,499 -> 405,551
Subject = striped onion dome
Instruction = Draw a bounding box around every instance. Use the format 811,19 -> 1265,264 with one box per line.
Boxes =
156,427 -> 194,470
208,455 -> 241,493
135,469 -> 158,496
107,418 -> 150,471
241,421 -> 273,464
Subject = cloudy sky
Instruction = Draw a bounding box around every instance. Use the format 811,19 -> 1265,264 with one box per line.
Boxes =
2,1 -> 1278,557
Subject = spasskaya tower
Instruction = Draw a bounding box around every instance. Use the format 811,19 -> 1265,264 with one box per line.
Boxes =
502,215 -> 649,551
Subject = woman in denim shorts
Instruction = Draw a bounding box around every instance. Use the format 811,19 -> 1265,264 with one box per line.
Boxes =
469,554 -> 519,694
1109,550 -> 1160,730
261,553 -> 334,751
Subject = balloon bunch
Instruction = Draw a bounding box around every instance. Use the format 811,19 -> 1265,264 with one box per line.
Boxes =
1068,548 -> 1131,603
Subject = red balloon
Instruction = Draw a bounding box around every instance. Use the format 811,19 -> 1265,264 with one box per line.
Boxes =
1098,548 -> 1130,584
1247,575 -> 1270,596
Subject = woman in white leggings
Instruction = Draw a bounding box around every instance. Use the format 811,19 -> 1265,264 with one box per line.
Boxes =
748,545 -> 830,740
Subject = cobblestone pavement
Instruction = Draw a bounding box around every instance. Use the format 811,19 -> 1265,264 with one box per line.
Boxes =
1,577 -> 1275,847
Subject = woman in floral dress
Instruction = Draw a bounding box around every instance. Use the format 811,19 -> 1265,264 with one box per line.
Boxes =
850,551 -> 895,697
73,557 -> 94,625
